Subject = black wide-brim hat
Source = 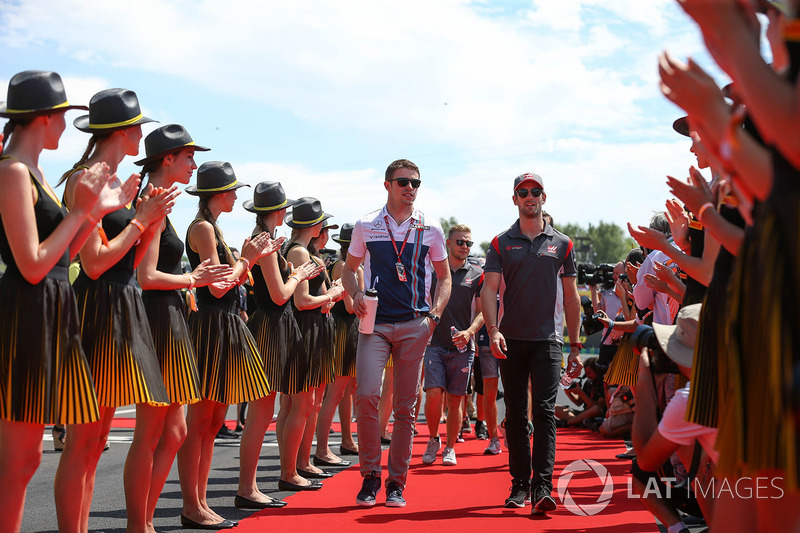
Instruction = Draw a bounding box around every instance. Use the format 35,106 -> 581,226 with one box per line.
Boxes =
672,116 -> 691,137
186,161 -> 250,196
285,197 -> 332,229
73,88 -> 155,133
322,220 -> 339,231
134,124 -> 209,166
243,181 -> 296,213
0,70 -> 88,118
332,222 -> 354,243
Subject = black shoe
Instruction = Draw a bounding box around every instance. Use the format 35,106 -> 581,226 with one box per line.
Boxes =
297,468 -> 333,479
496,390 -> 504,400
532,486 -> 557,515
216,426 -> 240,439
180,514 -> 236,530
380,436 -> 391,445
385,481 -> 406,507
278,479 -> 323,491
313,455 -> 352,467
339,446 -> 359,456
504,480 -> 530,508
234,494 -> 287,509
356,474 -> 381,506
474,420 -> 489,440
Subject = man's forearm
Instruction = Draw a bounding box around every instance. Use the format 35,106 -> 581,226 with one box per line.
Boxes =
342,265 -> 360,298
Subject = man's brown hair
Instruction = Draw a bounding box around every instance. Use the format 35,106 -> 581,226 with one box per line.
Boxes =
385,159 -> 420,181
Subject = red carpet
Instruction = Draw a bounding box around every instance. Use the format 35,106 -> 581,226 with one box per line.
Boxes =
235,424 -> 659,532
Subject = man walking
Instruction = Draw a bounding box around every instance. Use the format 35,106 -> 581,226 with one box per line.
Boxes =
481,172 -> 582,515
421,224 -> 484,467
342,159 -> 451,508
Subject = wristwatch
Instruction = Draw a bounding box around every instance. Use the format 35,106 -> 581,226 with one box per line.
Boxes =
427,313 -> 441,325
570,342 -> 583,351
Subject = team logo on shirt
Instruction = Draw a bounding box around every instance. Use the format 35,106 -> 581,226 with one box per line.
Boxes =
374,220 -> 383,228
547,245 -> 558,254
464,277 -> 473,285
506,245 -> 523,251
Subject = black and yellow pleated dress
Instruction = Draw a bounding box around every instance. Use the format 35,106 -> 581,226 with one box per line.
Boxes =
328,260 -> 358,378
246,251 -> 305,394
185,221 -> 270,404
603,303 -> 647,388
719,31 -> 800,491
140,218 -> 201,405
72,205 -> 169,408
286,243 -> 335,390
0,159 -> 99,424
685,202 -> 745,429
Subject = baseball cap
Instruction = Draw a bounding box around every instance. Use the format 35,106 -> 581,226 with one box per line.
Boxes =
513,173 -> 544,191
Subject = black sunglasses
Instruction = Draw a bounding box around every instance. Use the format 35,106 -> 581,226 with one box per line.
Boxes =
455,239 -> 473,247
389,177 -> 422,188
516,188 -> 543,198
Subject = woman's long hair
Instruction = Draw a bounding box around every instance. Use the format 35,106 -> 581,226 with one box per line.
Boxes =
199,195 -> 235,266
58,135 -> 100,186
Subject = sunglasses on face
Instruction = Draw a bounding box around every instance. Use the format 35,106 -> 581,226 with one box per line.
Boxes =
516,188 -> 543,198
389,177 -> 422,188
455,239 -> 473,247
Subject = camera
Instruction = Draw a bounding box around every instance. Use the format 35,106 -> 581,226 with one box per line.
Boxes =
630,324 -> 680,374
580,295 -> 604,336
577,262 -> 616,290
619,390 -> 634,403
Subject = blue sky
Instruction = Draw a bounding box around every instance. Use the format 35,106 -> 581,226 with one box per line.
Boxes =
1,0 -> 743,251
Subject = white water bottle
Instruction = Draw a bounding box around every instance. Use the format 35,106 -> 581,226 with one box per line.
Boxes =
358,288 -> 379,335
451,326 -> 467,353
559,360 -> 579,390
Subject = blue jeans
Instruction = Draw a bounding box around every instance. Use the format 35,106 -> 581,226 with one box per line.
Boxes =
499,339 -> 562,491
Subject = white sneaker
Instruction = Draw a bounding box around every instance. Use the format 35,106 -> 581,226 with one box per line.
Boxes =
442,446 -> 457,465
421,437 -> 440,465
484,437 -> 502,455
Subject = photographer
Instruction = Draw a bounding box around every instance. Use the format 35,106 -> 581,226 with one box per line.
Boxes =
632,213 -> 681,326
631,304 -> 716,532
554,358 -> 606,428
589,262 -> 625,367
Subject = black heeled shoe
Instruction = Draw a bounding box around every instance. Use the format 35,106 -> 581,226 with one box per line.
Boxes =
52,425 -> 66,452
234,494 -> 288,509
339,446 -> 359,456
180,514 -> 236,530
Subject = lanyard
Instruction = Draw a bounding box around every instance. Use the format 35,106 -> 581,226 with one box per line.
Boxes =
384,215 -> 414,262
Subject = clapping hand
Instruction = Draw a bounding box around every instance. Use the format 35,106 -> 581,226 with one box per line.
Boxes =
190,258 -> 234,287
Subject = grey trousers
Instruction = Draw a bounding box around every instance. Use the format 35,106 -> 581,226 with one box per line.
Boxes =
356,316 -> 431,488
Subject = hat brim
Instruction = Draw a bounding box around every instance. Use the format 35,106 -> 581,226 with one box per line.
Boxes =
0,103 -> 88,118
243,197 -> 297,214
185,182 -> 250,196
332,235 -> 351,244
672,116 -> 691,137
652,322 -> 694,368
323,223 -> 339,230
285,212 -> 333,229
134,144 -> 210,166
73,114 -> 157,133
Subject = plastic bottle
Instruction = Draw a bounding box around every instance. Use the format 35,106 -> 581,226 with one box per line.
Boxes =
451,326 -> 467,353
559,360 -> 579,390
358,288 -> 379,335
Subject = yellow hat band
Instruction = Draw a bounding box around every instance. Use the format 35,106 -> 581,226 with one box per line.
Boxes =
293,213 -> 325,225
5,100 -> 70,114
253,199 -> 288,211
196,179 -> 240,193
89,112 -> 143,129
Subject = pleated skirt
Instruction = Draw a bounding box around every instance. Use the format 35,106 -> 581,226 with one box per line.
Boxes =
603,335 -> 638,388
247,304 -> 301,393
142,290 -> 201,405
188,303 -> 271,404
295,309 -> 335,390
75,278 -> 169,408
332,312 -> 358,378
0,272 -> 99,424
719,195 -> 800,490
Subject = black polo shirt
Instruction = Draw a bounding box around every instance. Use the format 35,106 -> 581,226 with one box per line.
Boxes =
484,220 -> 577,343
430,261 -> 484,349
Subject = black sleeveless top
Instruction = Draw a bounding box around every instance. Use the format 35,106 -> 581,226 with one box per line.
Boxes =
74,204 -> 138,286
328,260 -> 349,318
0,156 -> 70,281
681,213 -> 707,306
185,219 -> 237,311
285,242 -> 325,298
154,218 -> 184,276
709,202 -> 746,286
251,233 -> 292,312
